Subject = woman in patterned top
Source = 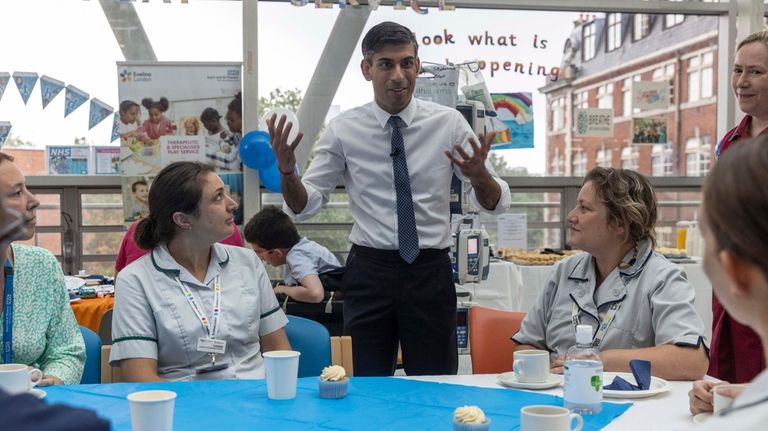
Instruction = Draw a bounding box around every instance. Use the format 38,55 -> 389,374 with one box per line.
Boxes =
0,152 -> 85,385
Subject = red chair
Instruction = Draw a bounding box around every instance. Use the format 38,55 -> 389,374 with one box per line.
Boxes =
469,306 -> 526,374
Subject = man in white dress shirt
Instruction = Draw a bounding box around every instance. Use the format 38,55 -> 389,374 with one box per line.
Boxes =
269,21 -> 511,376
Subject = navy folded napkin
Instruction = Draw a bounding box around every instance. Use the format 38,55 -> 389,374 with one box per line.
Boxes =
603,359 -> 651,391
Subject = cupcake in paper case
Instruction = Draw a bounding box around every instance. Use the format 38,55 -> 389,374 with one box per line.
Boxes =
453,406 -> 491,431
318,365 -> 348,399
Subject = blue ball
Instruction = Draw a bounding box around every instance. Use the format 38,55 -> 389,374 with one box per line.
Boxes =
239,130 -> 275,171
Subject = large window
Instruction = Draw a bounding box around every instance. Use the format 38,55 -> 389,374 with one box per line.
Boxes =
596,147 -> 613,168
665,0 -> 685,28
572,150 -> 588,177
633,14 -> 650,41
598,83 -> 614,109
685,137 -> 711,176
574,91 -> 588,110
583,21 -> 597,61
622,75 -> 640,116
687,51 -> 714,102
551,96 -> 565,132
621,146 -> 640,170
607,13 -> 623,51
550,152 -> 564,176
652,63 -> 676,104
651,144 -> 675,177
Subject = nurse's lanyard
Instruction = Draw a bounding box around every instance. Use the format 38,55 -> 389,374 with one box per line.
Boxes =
572,299 -> 623,349
175,275 -> 222,365
2,259 -> 14,363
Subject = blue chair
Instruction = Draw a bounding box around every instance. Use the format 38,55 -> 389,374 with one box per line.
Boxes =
79,326 -> 102,384
284,315 -> 331,378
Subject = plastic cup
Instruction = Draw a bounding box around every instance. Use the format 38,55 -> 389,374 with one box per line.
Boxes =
127,390 -> 176,431
263,350 -> 301,400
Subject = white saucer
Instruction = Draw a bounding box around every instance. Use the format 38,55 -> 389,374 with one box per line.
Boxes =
497,372 -> 562,390
30,388 -> 46,399
603,372 -> 671,399
692,412 -> 713,424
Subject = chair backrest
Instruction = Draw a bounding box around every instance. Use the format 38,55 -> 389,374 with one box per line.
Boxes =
330,335 -> 354,377
100,345 -> 122,383
468,306 -> 526,374
79,326 -> 102,384
98,308 -> 113,346
284,315 -> 331,377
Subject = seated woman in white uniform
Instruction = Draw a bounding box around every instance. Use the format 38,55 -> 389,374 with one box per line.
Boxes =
687,137 -> 768,429
109,161 -> 290,381
512,167 -> 709,381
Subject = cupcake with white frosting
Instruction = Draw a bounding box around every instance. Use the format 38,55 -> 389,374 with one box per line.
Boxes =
318,365 -> 348,399
453,405 -> 490,431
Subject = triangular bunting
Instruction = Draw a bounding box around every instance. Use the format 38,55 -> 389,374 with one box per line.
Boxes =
64,85 -> 89,117
411,0 -> 428,14
111,113 -> 120,143
88,98 -> 114,130
290,0 -> 308,5
368,0 -> 379,10
0,122 -> 11,149
438,0 -> 455,10
40,75 -> 65,109
393,0 -> 406,10
12,72 -> 39,105
0,73 -> 10,104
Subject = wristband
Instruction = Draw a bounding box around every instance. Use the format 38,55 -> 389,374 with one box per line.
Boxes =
280,167 -> 296,176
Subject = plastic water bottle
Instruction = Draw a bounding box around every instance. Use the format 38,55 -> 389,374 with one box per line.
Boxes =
563,324 -> 603,414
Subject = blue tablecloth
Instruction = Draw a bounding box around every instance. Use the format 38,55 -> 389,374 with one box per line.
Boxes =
42,377 -> 631,430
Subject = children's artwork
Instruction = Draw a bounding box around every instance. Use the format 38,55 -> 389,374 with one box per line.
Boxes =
40,75 -> 65,109
490,93 -> 533,149
45,146 -> 89,175
93,146 -> 121,175
633,81 -> 669,111
574,108 -> 614,138
220,172 -> 244,225
632,115 -> 669,144
12,72 -> 39,105
121,176 -> 152,222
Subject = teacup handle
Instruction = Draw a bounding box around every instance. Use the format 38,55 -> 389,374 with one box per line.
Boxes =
570,413 -> 584,431
28,368 -> 43,388
513,359 -> 524,377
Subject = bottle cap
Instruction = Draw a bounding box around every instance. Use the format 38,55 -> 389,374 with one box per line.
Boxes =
575,324 -> 593,344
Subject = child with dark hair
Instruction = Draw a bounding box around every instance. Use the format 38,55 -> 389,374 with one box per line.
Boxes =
118,100 -> 140,143
128,179 -> 149,221
225,92 -> 243,146
244,205 -> 341,303
137,97 -> 174,144
201,107 -> 239,171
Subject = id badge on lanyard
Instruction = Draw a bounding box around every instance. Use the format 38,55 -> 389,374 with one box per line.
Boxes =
2,260 -> 13,364
175,275 -> 229,373
571,299 -> 623,349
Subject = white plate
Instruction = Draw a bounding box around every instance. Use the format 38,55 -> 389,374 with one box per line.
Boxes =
497,372 -> 562,390
69,297 -> 82,303
63,275 -> 86,291
692,412 -> 713,424
30,388 -> 46,399
602,372 -> 671,399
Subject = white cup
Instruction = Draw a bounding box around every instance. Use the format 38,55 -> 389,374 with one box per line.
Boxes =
263,350 -> 301,400
513,350 -> 550,383
521,405 -> 583,431
712,384 -> 749,414
127,390 -> 176,431
0,364 -> 42,395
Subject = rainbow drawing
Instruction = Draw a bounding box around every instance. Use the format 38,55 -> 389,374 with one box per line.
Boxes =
490,92 -> 534,149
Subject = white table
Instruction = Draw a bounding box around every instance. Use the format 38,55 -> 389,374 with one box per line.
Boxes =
406,374 -> 698,431
455,260 -> 522,311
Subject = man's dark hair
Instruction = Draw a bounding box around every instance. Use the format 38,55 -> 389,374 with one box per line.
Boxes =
361,21 -> 418,61
244,205 -> 300,249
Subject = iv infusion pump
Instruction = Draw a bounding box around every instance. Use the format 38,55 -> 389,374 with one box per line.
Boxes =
453,227 -> 490,284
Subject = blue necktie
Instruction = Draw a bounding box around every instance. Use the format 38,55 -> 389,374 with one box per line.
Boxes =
388,116 -> 420,263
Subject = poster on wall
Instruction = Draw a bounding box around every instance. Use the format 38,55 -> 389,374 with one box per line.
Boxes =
93,146 -> 121,175
121,176 -> 152,222
490,92 -> 533,149
632,115 -> 668,144
574,108 -> 613,138
45,146 -> 89,175
116,62 -> 242,222
632,81 -> 669,111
